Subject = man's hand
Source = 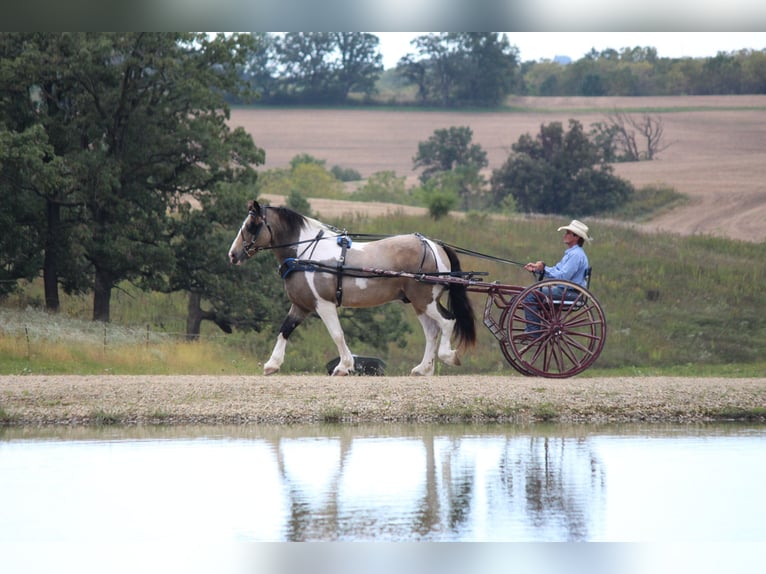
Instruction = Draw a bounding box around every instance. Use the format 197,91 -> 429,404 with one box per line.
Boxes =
524,261 -> 544,273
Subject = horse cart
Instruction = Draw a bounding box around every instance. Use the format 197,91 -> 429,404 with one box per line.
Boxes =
360,265 -> 606,378
229,202 -> 606,379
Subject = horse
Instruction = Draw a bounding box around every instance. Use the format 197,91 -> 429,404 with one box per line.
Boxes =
228,200 -> 476,376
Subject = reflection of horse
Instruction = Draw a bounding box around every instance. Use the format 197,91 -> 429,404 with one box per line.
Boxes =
228,201 -> 476,376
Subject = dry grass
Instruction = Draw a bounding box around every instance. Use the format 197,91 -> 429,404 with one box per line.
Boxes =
230,95 -> 766,242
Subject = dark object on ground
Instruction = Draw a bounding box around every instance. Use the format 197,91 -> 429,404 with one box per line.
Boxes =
326,356 -> 386,376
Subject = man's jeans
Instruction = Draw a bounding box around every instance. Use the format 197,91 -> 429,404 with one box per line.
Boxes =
523,284 -> 580,335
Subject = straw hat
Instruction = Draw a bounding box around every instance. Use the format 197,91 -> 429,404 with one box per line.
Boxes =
557,220 -> 592,242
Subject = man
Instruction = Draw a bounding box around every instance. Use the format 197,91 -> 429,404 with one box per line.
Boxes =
524,219 -> 591,286
520,220 -> 592,338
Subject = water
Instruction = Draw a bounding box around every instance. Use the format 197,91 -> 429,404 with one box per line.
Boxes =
1,424 -> 764,572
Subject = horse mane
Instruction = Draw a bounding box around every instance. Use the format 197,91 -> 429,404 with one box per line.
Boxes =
268,205 -> 309,232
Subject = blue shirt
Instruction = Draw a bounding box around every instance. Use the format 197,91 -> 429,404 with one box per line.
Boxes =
544,245 -> 590,287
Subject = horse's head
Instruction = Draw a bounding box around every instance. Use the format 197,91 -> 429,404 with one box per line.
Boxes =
228,200 -> 271,265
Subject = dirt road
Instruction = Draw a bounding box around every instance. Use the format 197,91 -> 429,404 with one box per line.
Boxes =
2,374 -> 765,426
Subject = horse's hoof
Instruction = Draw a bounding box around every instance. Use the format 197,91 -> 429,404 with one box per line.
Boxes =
439,350 -> 460,366
331,369 -> 350,376
410,366 -> 434,376
263,365 -> 280,375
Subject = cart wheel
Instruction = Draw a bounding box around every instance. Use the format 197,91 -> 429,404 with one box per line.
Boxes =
505,280 -> 606,378
497,305 -> 535,376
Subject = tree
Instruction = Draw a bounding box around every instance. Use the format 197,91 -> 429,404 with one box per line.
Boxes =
419,179 -> 458,220
0,34 -> 84,309
591,111 -> 671,161
169,183 -> 286,339
277,32 -> 336,100
271,33 -> 383,103
332,32 -> 384,99
0,33 -> 264,322
413,126 -> 488,183
453,33 -> 519,106
397,33 -> 519,107
490,120 -> 634,215
0,127 -> 57,297
239,32 -> 281,102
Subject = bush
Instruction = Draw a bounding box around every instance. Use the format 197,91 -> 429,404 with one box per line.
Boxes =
331,165 -> 362,182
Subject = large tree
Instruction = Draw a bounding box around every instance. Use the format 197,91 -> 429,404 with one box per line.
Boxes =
490,119 -> 634,215
0,33 -> 264,321
397,33 -> 519,107
272,32 -> 383,103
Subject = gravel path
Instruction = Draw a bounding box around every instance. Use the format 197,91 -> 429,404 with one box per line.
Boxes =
2,375 -> 765,426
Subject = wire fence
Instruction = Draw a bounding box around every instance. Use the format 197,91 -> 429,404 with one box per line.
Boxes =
0,307 -> 235,354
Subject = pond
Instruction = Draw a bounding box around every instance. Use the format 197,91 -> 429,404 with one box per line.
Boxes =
1,423 -> 764,572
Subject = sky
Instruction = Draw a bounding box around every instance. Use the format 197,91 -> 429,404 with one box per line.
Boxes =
375,32 -> 766,69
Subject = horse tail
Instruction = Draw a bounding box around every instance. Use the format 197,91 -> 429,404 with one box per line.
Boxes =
441,243 -> 477,348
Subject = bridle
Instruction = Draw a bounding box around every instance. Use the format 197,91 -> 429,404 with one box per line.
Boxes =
237,206 -> 327,260
239,209 -> 273,259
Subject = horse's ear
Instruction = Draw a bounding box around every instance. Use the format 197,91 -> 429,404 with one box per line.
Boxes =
247,200 -> 261,215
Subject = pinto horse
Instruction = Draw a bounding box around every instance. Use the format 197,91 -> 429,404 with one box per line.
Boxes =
228,200 -> 476,376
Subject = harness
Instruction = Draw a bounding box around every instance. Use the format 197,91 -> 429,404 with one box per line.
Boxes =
335,232 -> 352,306
241,208 -> 326,259
278,232 -> 435,307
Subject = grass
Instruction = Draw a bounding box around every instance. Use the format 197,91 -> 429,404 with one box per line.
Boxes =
2,211 -> 765,378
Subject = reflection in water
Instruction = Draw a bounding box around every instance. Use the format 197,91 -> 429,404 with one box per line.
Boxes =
1,424 -> 764,544
271,430 -> 606,541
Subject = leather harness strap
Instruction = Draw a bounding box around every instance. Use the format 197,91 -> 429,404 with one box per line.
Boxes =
335,232 -> 351,306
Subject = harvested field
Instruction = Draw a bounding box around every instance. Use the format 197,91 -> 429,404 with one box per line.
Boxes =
230,95 -> 766,242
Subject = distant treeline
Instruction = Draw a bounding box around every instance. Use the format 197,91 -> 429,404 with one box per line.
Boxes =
240,33 -> 766,107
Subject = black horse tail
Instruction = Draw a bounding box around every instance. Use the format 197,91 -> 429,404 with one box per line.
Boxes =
441,243 -> 477,348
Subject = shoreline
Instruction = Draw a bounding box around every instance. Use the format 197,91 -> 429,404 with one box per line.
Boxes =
2,375 -> 765,427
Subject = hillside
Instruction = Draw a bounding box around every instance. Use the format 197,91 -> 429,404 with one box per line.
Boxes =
230,95 -> 766,243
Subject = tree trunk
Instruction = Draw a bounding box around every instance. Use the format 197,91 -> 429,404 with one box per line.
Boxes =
43,200 -> 61,312
186,291 -> 204,341
186,291 -> 232,340
93,268 -> 113,322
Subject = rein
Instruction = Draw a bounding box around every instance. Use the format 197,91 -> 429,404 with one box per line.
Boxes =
240,207 -> 530,274
346,232 -> 528,269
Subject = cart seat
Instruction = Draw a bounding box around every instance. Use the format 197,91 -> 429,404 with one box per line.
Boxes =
550,267 -> 592,307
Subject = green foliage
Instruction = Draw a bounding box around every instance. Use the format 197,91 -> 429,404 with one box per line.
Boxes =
259,159 -> 346,200
168,181 -> 287,337
330,165 -> 362,182
414,126 -> 488,184
0,33 -> 264,323
289,163 -> 345,199
351,171 -> 419,205
490,119 -> 634,215
396,33 -> 519,107
286,190 -> 312,215
252,32 -> 383,104
521,47 -> 766,97
290,153 -> 326,170
419,182 -> 458,220
338,306 -> 411,350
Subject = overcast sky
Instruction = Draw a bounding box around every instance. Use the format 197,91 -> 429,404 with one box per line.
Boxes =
375,32 -> 766,68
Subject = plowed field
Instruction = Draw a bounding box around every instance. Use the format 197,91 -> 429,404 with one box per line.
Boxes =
230,95 -> 766,242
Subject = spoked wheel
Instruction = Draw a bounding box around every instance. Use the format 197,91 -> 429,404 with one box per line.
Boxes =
497,305 -> 535,376
505,280 -> 606,378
